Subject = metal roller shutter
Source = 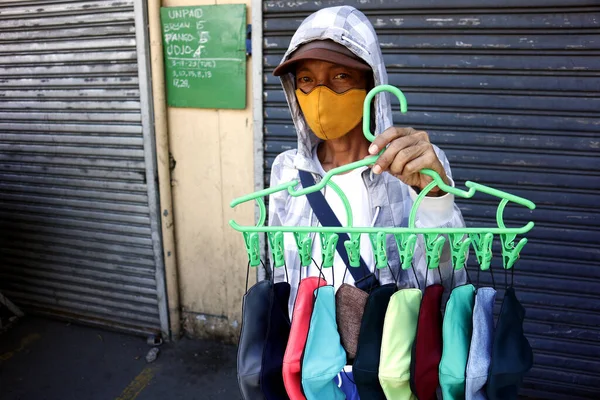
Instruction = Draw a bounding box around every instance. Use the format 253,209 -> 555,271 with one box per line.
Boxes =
262,1 -> 600,398
0,0 -> 168,336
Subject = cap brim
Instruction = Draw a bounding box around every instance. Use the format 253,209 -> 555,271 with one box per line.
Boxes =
273,47 -> 371,76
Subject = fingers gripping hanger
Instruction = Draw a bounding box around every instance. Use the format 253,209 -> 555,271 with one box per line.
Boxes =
230,85 -> 536,274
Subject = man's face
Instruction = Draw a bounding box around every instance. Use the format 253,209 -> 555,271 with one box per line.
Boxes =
295,59 -> 368,94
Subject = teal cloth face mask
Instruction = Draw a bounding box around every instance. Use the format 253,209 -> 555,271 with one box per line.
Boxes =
439,284 -> 476,400
301,285 -> 346,400
379,288 -> 422,400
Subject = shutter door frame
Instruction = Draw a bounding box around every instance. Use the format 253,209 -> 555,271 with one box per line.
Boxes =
261,2 -> 600,399
0,0 -> 169,338
134,0 -> 169,338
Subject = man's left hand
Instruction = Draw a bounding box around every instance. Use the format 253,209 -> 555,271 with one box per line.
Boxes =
367,126 -> 448,196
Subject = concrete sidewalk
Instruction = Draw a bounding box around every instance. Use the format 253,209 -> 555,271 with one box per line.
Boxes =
0,317 -> 241,400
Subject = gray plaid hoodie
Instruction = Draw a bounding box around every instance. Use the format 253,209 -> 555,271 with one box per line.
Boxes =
269,6 -> 466,312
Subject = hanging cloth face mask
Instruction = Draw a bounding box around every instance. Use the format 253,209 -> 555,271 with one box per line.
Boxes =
295,87 -> 367,140
237,279 -> 272,400
353,283 -> 397,400
378,288 -> 422,400
409,284 -> 444,400
261,281 -> 292,399
465,287 -> 497,400
336,283 -> 369,361
283,277 -> 327,400
486,287 -> 533,400
301,285 -> 346,400
439,283 -> 476,400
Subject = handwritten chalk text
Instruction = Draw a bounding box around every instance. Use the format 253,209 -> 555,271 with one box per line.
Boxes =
168,8 -> 203,19
163,22 -> 190,33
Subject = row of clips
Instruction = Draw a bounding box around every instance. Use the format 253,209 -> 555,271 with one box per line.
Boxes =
244,230 -> 527,272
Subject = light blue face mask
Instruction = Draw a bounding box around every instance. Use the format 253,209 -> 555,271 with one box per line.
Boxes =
439,283 -> 476,400
301,285 -> 347,400
466,287 -> 497,400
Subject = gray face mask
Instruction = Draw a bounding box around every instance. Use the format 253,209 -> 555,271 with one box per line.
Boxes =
301,285 -> 346,400
465,287 -> 497,400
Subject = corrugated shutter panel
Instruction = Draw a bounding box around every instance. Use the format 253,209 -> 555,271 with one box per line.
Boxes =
262,2 -> 600,399
0,0 -> 165,335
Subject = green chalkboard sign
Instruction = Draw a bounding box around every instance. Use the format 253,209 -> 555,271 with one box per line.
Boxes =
160,5 -> 247,109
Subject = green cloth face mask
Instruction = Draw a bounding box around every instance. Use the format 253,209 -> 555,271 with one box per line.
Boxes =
378,288 -> 422,400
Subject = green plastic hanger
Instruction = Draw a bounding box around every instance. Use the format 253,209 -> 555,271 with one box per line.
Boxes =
230,85 -> 536,271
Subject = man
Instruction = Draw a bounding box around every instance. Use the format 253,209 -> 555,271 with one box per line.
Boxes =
269,5 -> 466,311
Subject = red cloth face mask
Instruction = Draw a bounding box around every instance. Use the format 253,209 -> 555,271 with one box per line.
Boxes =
282,277 -> 327,399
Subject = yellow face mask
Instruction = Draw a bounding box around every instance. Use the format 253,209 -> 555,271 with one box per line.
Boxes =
296,86 -> 366,140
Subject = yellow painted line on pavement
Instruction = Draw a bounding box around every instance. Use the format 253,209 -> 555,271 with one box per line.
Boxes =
0,333 -> 41,362
115,367 -> 155,400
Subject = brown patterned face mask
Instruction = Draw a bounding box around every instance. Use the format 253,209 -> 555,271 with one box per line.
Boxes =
335,283 -> 369,361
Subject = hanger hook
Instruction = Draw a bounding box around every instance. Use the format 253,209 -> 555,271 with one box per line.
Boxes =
363,85 -> 408,142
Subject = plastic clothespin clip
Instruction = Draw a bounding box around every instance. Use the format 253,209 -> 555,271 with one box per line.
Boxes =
500,233 -> 528,270
424,233 -> 446,270
320,233 -> 339,269
369,232 -> 388,269
294,232 -> 313,267
470,232 -> 494,271
394,233 -> 418,270
344,233 -> 362,267
243,232 -> 260,267
267,231 -> 285,268
448,233 -> 471,270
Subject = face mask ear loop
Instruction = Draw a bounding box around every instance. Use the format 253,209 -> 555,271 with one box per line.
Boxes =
511,262 -> 515,289
411,263 -> 421,292
342,265 -> 348,286
284,261 -> 290,284
489,263 -> 497,290
262,260 -> 272,284
260,260 -> 275,285
505,264 -> 509,290
464,263 -> 473,286
423,264 -> 429,294
311,257 -> 326,304
437,263 -> 443,287
388,263 -> 398,287
331,261 -> 336,289
245,260 -> 251,294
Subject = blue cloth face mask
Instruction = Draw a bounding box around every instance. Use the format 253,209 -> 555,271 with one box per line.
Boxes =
465,287 -> 497,400
301,285 -> 347,400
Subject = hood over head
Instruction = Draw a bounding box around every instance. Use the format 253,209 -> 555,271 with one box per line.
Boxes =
276,6 -> 393,173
